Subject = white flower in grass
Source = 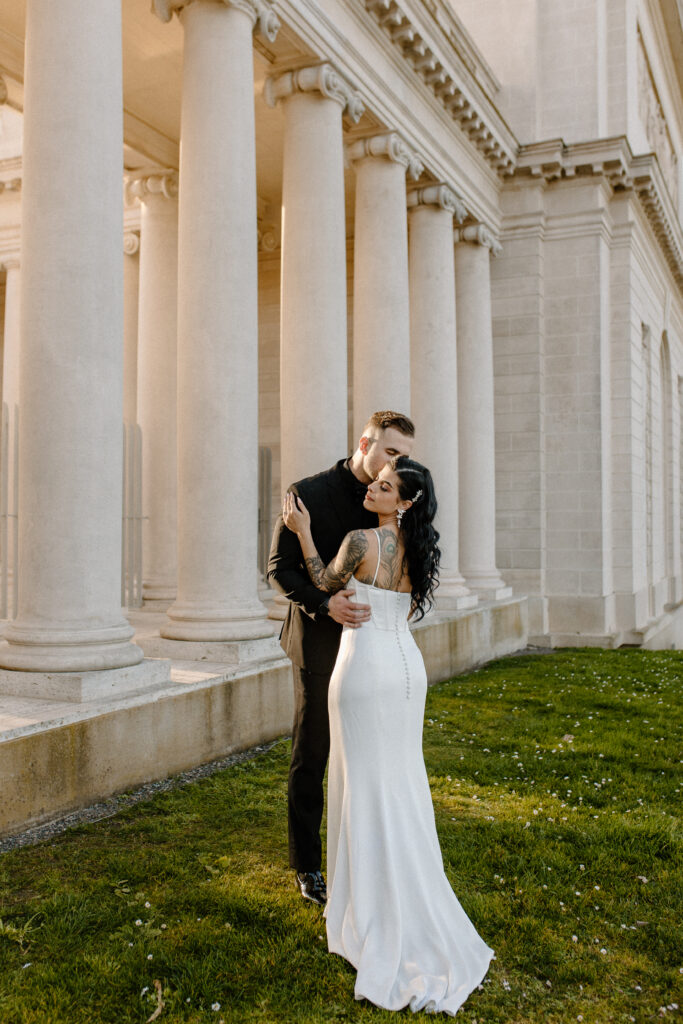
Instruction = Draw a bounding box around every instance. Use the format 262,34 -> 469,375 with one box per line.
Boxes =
572,935 -> 578,942
212,1003 -> 221,1012
545,980 -> 552,988
577,1016 -> 583,1022
135,919 -> 142,926
147,954 -> 153,960
600,948 -> 607,954
144,901 -> 151,908
637,876 -> 648,883
21,963 -> 31,969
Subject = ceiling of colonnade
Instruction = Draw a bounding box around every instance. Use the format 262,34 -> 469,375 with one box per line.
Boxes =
0,0 -> 396,239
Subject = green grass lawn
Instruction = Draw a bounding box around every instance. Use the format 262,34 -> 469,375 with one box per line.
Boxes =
0,649 -> 681,1024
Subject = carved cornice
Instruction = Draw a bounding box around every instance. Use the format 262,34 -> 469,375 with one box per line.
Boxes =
512,136 -> 635,189
346,132 -> 423,180
360,0 -> 517,175
0,178 -> 21,195
453,223 -> 502,256
123,232 -> 140,256
2,256 -> 20,272
407,183 -> 466,222
264,63 -> 364,124
124,169 -> 179,206
511,136 -> 683,288
152,0 -> 280,41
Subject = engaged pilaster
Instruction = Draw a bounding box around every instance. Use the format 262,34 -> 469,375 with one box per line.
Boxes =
1,257 -> 20,619
265,63 -> 363,489
407,186 -> 475,609
154,0 -> 277,643
347,132 -> 423,439
454,224 -> 511,600
125,170 -> 179,609
123,232 -> 140,428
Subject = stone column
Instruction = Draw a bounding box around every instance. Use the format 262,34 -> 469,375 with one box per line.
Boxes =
154,0 -> 279,642
347,132 -> 422,440
408,186 -> 476,610
265,63 -> 363,490
122,231 -> 140,427
126,170 -> 178,608
2,257 -> 20,617
0,0 -> 148,687
454,224 -> 511,600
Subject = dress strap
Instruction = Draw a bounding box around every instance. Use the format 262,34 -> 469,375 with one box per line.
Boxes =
371,528 -> 382,587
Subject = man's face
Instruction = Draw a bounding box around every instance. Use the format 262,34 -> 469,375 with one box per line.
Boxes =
360,426 -> 414,481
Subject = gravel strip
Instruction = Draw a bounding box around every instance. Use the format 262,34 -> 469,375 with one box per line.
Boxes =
0,738 -> 286,855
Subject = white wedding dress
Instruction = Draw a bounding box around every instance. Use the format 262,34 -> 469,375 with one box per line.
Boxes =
324,533 -> 494,1015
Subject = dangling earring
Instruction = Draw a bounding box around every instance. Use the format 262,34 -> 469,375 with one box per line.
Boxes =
397,507 -> 405,528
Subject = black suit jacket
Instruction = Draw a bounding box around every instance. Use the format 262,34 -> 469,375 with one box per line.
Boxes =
267,459 -> 377,674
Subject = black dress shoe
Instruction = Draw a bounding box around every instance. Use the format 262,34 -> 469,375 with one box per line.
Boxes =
296,870 -> 327,906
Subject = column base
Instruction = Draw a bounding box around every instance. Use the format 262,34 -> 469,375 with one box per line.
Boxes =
0,620 -> 143,673
435,591 -> 479,611
267,593 -> 289,622
142,582 -> 177,610
0,657 -> 171,702
142,597 -> 175,612
470,585 -> 513,601
435,572 -> 478,610
161,600 -> 277,642
462,569 -> 512,601
138,633 -> 282,665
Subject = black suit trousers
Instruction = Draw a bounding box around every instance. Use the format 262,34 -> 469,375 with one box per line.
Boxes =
288,665 -> 331,871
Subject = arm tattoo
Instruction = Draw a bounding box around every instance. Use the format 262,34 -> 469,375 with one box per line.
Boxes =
304,555 -> 328,590
301,531 -> 369,593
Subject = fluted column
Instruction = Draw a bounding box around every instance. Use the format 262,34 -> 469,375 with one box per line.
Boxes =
0,0 -> 144,675
126,171 -> 179,608
454,224 -> 511,600
154,0 -> 278,641
408,186 -> 476,609
265,63 -> 363,490
122,231 -> 140,427
347,132 -> 422,440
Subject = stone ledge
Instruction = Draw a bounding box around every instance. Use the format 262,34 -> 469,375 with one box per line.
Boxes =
0,658 -> 171,702
0,596 -> 527,838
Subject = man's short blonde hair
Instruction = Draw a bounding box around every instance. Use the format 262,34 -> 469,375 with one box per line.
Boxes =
363,410 -> 415,439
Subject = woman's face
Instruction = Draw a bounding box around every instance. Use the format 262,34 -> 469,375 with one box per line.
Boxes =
363,465 -> 406,518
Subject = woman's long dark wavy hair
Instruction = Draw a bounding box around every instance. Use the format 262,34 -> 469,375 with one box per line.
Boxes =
390,455 -> 440,620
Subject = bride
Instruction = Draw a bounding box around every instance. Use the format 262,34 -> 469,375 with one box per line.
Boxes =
283,455 -> 494,1016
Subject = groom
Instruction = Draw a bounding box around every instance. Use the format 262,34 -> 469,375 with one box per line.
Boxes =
267,411 -> 415,905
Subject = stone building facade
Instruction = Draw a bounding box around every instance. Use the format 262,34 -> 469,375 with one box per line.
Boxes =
0,0 -> 680,833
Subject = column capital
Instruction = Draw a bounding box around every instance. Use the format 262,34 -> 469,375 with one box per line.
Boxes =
346,132 -> 423,181
407,183 -> 466,222
153,0 -> 280,41
123,231 -> 140,256
124,169 -> 179,205
264,63 -> 364,124
454,222 -> 502,256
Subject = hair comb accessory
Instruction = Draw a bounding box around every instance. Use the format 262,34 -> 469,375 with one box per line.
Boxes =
412,488 -> 423,503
